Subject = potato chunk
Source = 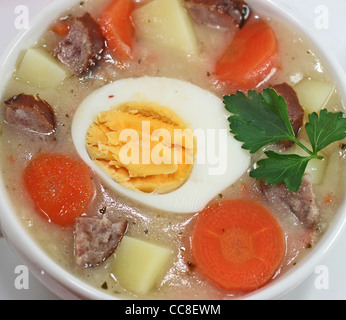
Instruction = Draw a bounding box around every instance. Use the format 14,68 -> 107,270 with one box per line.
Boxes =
16,48 -> 69,89
290,139 -> 328,185
132,0 -> 199,56
294,78 -> 335,113
112,236 -> 172,294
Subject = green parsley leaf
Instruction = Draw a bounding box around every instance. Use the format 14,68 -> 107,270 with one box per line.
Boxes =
305,109 -> 346,154
224,89 -> 295,153
250,151 -> 311,192
224,88 -> 346,192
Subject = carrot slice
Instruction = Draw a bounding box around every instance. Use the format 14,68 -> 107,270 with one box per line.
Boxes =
23,153 -> 95,227
214,20 -> 279,91
191,199 -> 285,292
99,0 -> 135,60
51,20 -> 70,36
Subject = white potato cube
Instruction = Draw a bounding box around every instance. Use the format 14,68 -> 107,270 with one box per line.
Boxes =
112,236 -> 172,294
289,139 -> 328,185
16,48 -> 69,89
294,78 -> 335,113
132,0 -> 199,56
305,157 -> 328,185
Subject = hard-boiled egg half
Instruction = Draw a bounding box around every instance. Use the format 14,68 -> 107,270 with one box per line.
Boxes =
72,77 -> 250,213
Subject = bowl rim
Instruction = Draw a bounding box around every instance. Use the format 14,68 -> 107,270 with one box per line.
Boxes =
0,0 -> 345,300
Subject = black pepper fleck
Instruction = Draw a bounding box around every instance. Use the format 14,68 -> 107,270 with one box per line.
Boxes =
101,281 -> 108,290
99,206 -> 107,215
186,261 -> 196,272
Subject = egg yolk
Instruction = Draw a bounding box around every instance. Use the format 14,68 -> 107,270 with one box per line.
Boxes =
86,102 -> 196,194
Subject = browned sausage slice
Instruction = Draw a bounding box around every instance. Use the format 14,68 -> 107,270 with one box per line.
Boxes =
5,94 -> 56,136
75,216 -> 128,268
54,13 -> 105,75
260,174 -> 319,229
272,83 -> 305,148
184,0 -> 251,29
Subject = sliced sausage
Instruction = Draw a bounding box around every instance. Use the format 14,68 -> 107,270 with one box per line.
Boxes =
272,83 -> 305,148
54,13 -> 105,75
74,216 -> 128,268
260,174 -> 320,229
184,0 -> 251,29
4,94 -> 56,136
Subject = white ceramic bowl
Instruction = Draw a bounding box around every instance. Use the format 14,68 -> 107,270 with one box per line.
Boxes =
0,0 -> 345,300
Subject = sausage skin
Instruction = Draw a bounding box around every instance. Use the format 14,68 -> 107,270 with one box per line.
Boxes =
5,94 -> 56,137
54,13 -> 105,75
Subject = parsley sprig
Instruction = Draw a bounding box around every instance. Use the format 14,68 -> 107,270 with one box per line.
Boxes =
224,88 -> 346,192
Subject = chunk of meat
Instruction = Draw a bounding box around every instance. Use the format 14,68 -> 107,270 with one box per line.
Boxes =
4,94 -> 56,136
272,83 -> 305,148
54,13 -> 105,75
74,216 -> 128,267
184,0 -> 251,29
260,174 -> 319,229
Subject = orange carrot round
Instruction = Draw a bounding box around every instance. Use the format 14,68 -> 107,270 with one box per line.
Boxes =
191,199 -> 285,292
99,0 -> 135,60
51,20 -> 70,36
23,153 -> 95,227
214,20 -> 279,91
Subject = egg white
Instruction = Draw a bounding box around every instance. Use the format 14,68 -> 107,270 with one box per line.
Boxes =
72,77 -> 250,213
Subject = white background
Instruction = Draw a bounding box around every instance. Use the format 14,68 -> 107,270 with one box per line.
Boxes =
0,0 -> 345,300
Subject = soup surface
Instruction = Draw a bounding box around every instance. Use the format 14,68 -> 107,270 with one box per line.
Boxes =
0,0 -> 345,300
